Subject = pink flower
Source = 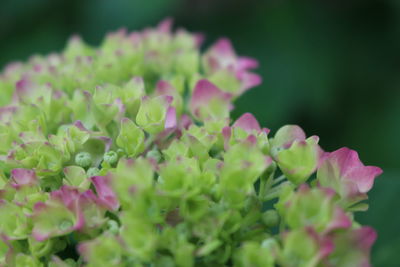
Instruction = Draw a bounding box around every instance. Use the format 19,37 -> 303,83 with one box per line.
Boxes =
32,185 -> 107,241
203,38 -> 261,94
204,38 -> 258,74
317,147 -> 383,201
189,79 -> 232,121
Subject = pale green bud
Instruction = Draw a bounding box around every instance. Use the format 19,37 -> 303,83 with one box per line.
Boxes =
75,152 -> 92,168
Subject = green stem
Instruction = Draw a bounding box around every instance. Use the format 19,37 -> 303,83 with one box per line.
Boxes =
258,171 -> 274,200
141,134 -> 156,155
261,181 -> 289,202
262,189 -> 281,202
278,215 -> 285,235
272,174 -> 286,185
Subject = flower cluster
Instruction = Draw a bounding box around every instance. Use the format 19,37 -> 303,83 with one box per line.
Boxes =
0,19 -> 382,267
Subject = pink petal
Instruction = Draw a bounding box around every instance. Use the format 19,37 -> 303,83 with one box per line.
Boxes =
32,230 -> 50,242
305,227 -> 334,259
212,38 -> 235,57
73,120 -> 89,131
353,227 -> 377,252
222,126 -> 232,150
328,148 -> 383,194
180,114 -> 193,130
194,33 -> 205,47
164,106 -> 177,130
190,79 -> 232,119
233,113 -> 261,133
156,80 -> 176,96
204,38 -> 237,72
246,134 -> 257,146
50,186 -> 81,210
237,57 -> 259,69
273,125 -> 306,149
319,237 -> 335,259
238,72 -> 262,92
326,207 -> 352,233
157,17 -> 173,33
14,76 -> 34,103
11,168 -> 37,187
91,175 -> 119,211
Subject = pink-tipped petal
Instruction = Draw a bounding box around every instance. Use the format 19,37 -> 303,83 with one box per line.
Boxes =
246,135 -> 257,146
191,80 -> 230,105
233,113 -> 261,133
180,114 -> 193,130
222,126 -> 232,151
11,168 -> 37,187
237,57 -> 259,69
318,148 -> 383,198
273,125 -> 306,149
50,186 -> 81,210
212,38 -> 235,57
326,207 -> 352,233
305,227 -> 334,260
239,72 -> 262,91
157,17 -> 173,33
156,80 -> 176,95
73,120 -> 89,131
190,79 -> 232,120
91,176 -> 119,211
165,106 -> 177,130
15,77 -> 31,96
194,33 -> 205,47
319,237 -> 335,259
32,230 -> 50,242
353,227 -> 377,252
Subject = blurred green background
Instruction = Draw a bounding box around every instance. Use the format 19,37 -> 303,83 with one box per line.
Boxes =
1,0 -> 399,265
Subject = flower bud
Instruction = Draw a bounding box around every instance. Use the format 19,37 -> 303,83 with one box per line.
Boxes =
103,151 -> 118,166
75,152 -> 92,168
262,210 -> 279,228
87,167 -> 100,178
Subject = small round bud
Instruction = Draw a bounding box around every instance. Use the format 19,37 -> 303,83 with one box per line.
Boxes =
146,149 -> 162,162
103,150 -> 118,165
75,152 -> 92,168
87,167 -> 100,177
262,210 -> 280,228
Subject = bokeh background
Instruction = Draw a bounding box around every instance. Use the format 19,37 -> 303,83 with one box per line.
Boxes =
1,0 -> 399,265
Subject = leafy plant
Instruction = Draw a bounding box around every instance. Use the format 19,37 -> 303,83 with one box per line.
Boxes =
0,19 -> 382,267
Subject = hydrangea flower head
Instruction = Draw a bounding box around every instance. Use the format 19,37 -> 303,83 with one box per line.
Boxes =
0,19 -> 382,266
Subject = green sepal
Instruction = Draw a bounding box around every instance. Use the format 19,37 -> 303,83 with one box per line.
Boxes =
116,118 -> 145,157
276,136 -> 320,185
